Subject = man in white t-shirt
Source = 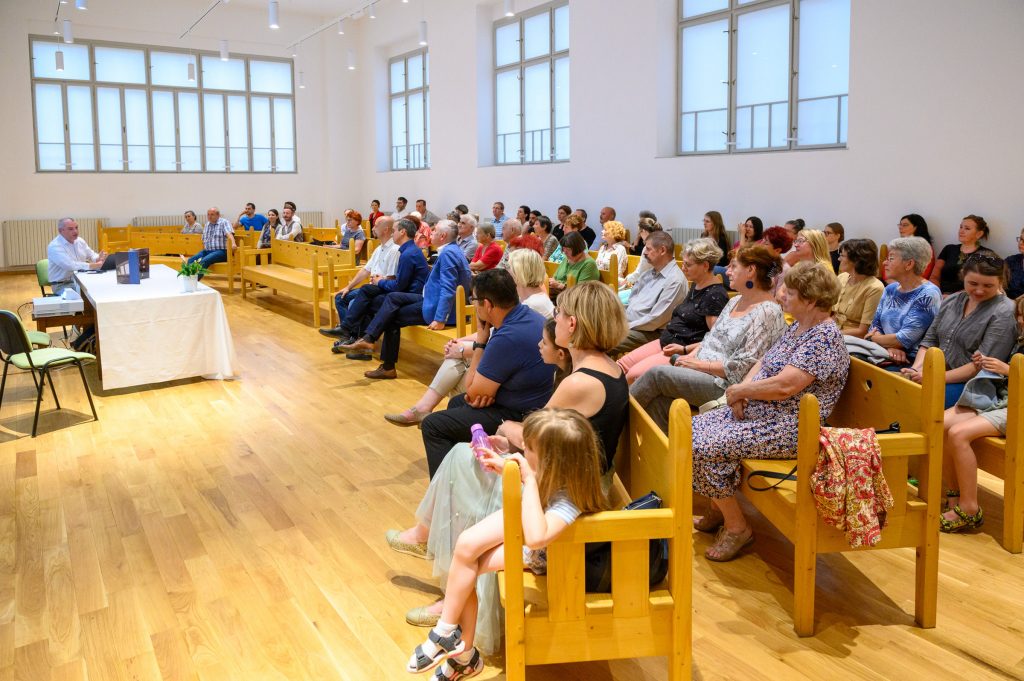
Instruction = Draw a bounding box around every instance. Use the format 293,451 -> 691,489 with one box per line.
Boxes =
391,196 -> 411,220
47,217 -> 106,294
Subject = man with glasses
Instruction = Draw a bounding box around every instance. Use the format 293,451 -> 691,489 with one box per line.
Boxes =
612,230 -> 687,355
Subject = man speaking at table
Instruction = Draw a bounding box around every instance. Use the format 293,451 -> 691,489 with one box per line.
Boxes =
188,207 -> 237,278
47,217 -> 107,294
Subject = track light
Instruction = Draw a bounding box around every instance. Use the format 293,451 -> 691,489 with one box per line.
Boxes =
337,18 -> 345,34
347,49 -> 356,70
55,50 -> 65,72
418,20 -> 428,46
219,40 -> 229,61
299,71 -> 305,89
268,0 -> 279,29
187,60 -> 196,82
75,0 -> 88,10
290,45 -> 297,58
369,3 -> 376,19
62,19 -> 73,44
504,0 -> 515,17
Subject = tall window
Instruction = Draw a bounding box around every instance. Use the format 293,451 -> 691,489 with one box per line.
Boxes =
389,49 -> 430,170
678,0 -> 849,154
494,2 -> 569,165
29,37 -> 296,172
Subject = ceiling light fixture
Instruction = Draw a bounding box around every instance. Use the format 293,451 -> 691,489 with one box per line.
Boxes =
62,19 -> 73,44
219,39 -> 229,61
299,71 -> 305,89
187,60 -> 196,82
268,0 -> 279,29
369,3 -> 376,19
347,48 -> 356,70
504,0 -> 515,17
55,49 -> 65,72
337,18 -> 345,34
418,20 -> 427,46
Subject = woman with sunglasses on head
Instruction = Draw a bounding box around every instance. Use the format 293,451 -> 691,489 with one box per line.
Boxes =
930,214 -> 997,296
903,254 -> 1017,408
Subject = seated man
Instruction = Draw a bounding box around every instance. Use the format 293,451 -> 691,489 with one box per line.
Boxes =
342,222 -> 473,379
416,199 -> 441,227
592,206 -> 616,250
494,219 -> 523,270
548,231 -> 600,299
329,216 -> 428,355
455,214 -> 479,262
235,202 -> 267,233
187,207 -> 236,277
320,216 -> 398,340
419,268 -> 554,477
612,230 -> 687,355
47,217 -> 107,294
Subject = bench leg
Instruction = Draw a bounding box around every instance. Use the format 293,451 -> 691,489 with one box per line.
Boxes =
1003,454 -> 1023,553
312,297 -> 321,328
914,540 -> 939,627
792,540 -> 816,636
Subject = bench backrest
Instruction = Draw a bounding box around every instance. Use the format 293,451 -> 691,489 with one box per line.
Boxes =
269,239 -> 320,269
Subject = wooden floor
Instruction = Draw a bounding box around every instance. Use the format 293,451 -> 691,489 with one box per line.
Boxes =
1,272 -> 1023,681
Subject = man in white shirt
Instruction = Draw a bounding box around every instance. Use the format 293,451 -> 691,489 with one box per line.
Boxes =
320,216 -> 400,345
276,201 -> 303,241
491,201 -> 508,239
612,231 -> 688,355
47,218 -> 106,294
391,196 -> 411,221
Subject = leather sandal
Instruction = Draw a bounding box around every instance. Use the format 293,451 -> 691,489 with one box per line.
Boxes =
693,505 -> 724,533
939,505 -> 984,533
705,525 -> 754,562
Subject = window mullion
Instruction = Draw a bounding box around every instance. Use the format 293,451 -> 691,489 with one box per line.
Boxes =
62,84 -> 72,171
269,96 -> 276,172
727,13 -> 737,153
222,93 -> 230,172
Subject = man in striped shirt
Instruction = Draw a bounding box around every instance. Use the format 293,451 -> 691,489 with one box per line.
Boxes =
186,207 -> 236,277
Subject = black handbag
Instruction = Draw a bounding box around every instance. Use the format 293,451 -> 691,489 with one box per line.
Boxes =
584,491 -> 669,592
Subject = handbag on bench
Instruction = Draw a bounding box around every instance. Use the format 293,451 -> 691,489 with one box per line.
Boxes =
583,491 -> 669,592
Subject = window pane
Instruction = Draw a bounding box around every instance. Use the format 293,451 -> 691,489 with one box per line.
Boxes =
424,90 -> 430,167
252,96 -> 271,172
495,68 -> 520,164
33,41 -> 89,80
67,85 -> 94,170
407,54 -> 423,90
408,92 -> 425,169
680,19 -> 728,152
250,60 -> 292,93
150,51 -> 195,87
227,95 -> 248,172
797,0 -> 849,147
390,59 -> 405,94
125,89 -> 149,170
797,97 -> 840,145
273,98 -> 295,171
495,22 -> 520,67
94,46 -> 146,84
553,5 -> 569,52
178,92 -> 201,171
523,12 -> 550,61
682,0 -> 728,19
424,53 -> 429,86
204,94 -> 225,171
152,90 -> 176,171
523,62 -> 550,163
736,4 -> 790,149
35,84 -> 66,170
391,97 -> 407,169
553,56 -> 569,161
202,56 -> 245,91
97,87 -> 123,170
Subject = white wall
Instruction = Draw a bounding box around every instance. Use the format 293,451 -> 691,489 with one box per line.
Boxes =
3,0 -> 1023,268
332,0 -> 1024,255
0,0 -> 333,266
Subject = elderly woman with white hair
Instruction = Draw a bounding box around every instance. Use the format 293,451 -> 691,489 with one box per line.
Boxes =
385,248 -> 553,426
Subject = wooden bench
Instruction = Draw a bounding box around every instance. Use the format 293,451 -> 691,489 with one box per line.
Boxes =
739,348 -> 944,635
500,396 -> 691,680
239,241 -> 356,327
105,231 -> 238,293
972,353 -> 1024,553
399,285 -> 477,354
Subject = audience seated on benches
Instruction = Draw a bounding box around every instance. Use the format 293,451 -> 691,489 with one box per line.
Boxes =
548,232 -> 599,300
594,221 -> 629,281
931,214 -> 997,295
833,238 -> 884,338
611,230 -> 687,356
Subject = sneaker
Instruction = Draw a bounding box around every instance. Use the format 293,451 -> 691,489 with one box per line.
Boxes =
318,325 -> 348,338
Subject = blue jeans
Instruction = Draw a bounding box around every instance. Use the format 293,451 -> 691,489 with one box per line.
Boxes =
187,249 -> 227,277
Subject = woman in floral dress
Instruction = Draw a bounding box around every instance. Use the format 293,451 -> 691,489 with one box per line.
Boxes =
692,262 -> 850,561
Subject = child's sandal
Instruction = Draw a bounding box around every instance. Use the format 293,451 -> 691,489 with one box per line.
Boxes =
407,626 -> 465,674
433,648 -> 483,680
939,505 -> 983,533
944,489 -> 961,511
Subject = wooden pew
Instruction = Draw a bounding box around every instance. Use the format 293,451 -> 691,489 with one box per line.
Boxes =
500,397 -> 692,680
739,348 -> 944,636
972,353 -> 1024,553
239,241 -> 355,327
105,231 -> 238,293
399,286 -> 477,354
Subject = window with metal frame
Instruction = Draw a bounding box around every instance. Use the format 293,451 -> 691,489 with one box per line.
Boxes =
389,49 -> 430,170
678,0 -> 849,155
29,36 -> 297,173
494,1 -> 569,165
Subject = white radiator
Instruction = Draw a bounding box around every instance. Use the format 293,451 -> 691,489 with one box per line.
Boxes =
2,218 -> 104,269
669,227 -> 738,248
132,210 -> 324,228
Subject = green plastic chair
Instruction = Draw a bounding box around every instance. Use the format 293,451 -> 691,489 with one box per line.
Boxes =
0,310 -> 97,437
35,258 -> 69,340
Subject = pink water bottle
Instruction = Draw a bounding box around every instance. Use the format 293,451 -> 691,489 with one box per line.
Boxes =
470,424 -> 490,459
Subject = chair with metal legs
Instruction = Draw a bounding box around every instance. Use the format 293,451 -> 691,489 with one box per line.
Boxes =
0,310 -> 97,437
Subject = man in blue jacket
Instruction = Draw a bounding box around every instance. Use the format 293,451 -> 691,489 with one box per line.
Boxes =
342,221 -> 471,379
330,216 -> 428,356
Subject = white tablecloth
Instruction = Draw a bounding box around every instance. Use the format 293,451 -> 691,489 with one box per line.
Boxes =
75,265 -> 238,389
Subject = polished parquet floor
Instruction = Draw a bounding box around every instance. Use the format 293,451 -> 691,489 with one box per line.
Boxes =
0,272 -> 1022,681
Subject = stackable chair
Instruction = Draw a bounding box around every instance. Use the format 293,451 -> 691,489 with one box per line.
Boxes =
0,310 -> 97,437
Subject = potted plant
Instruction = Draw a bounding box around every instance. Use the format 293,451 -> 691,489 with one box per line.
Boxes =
177,259 -> 209,292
